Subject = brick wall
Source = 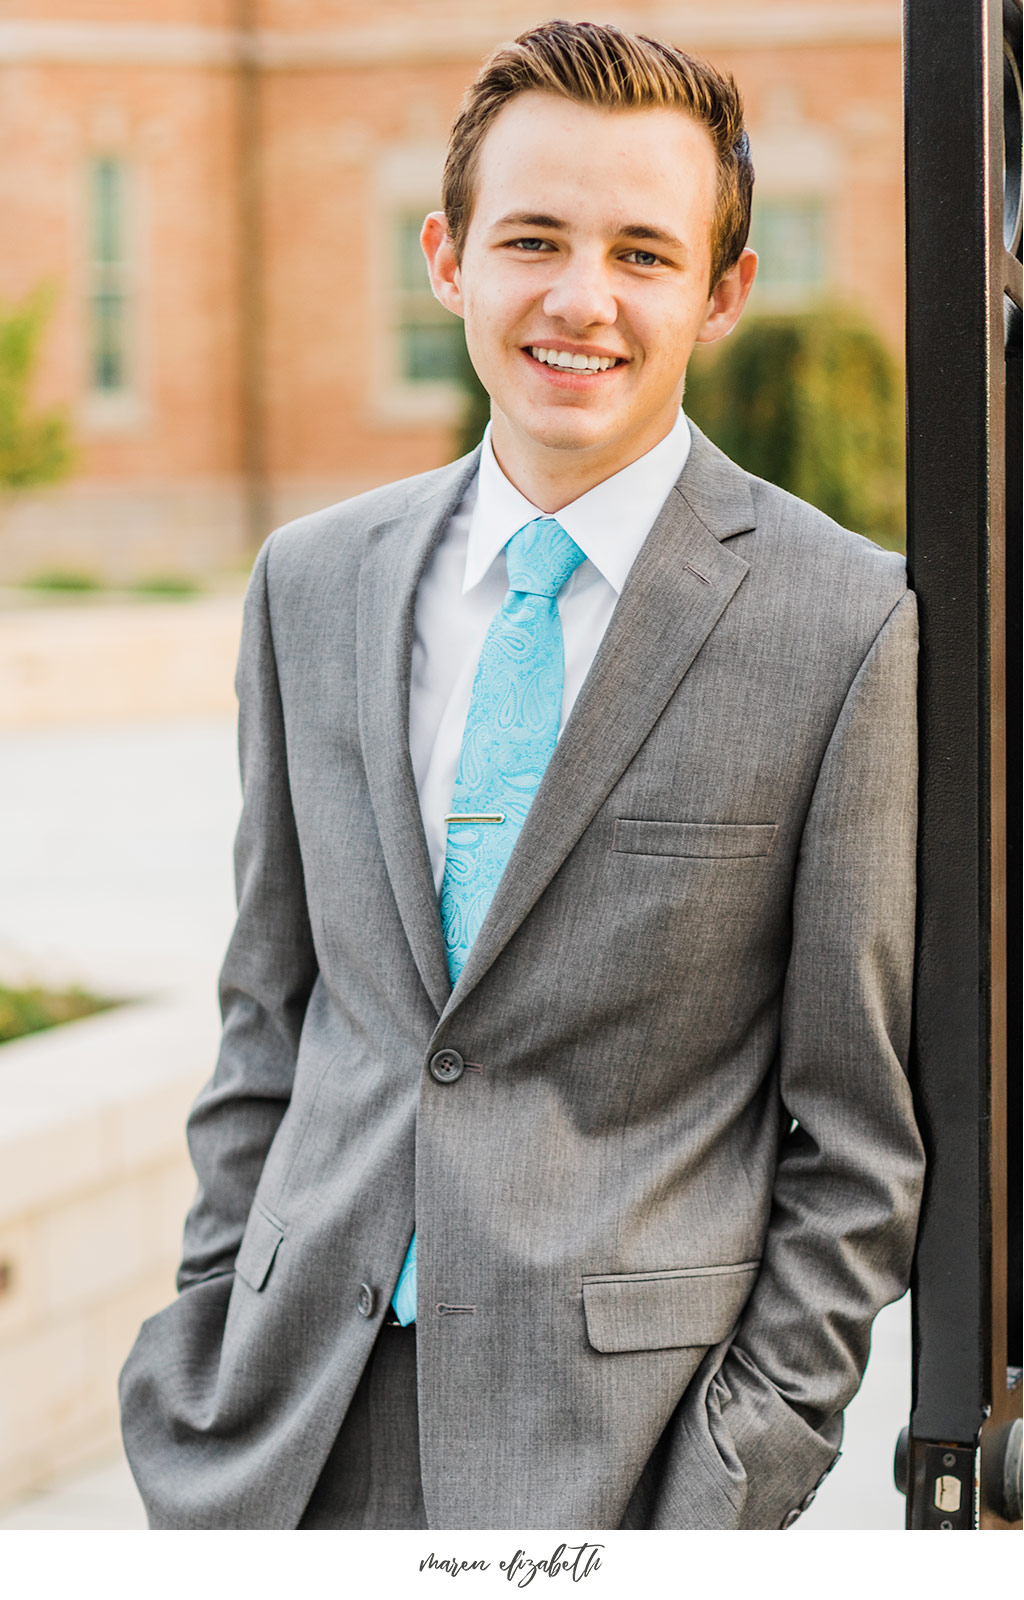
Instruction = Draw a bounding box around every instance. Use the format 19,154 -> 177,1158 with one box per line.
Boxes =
0,1 -> 905,572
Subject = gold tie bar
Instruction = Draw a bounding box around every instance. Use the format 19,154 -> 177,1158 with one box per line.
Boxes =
444,813 -> 505,825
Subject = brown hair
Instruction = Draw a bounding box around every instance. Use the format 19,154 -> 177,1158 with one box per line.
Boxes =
442,19 -> 753,289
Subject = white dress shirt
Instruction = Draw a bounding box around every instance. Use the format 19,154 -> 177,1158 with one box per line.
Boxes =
409,412 -> 693,891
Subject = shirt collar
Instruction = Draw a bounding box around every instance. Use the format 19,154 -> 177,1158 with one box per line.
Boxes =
462,411 -> 692,596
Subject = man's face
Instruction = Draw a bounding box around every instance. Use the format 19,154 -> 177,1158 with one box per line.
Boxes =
424,92 -> 755,493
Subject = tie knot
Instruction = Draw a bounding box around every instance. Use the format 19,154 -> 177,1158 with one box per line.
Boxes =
505,517 -> 586,598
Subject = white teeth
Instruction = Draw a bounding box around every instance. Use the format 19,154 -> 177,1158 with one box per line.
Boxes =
529,347 -> 618,371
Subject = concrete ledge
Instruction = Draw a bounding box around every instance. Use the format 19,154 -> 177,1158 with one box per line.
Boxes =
0,992 -> 216,1505
0,596 -> 243,730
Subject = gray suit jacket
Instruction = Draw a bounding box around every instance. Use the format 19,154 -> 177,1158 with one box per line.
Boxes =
119,423 -> 924,1530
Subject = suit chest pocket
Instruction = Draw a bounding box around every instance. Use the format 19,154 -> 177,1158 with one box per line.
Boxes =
612,819 -> 778,860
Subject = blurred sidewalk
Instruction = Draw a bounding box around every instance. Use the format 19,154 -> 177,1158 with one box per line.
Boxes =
0,717 -> 240,997
0,1452 -> 145,1531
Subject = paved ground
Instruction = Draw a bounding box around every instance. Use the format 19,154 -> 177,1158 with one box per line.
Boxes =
1,717 -> 240,998
0,717 -> 913,1530
0,1453 -> 146,1531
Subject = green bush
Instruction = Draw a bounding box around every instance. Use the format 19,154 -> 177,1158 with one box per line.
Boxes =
685,306 -> 905,550
455,327 -> 491,457
0,286 -> 75,489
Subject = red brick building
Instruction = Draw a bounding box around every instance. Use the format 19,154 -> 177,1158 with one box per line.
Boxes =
0,2 -> 905,581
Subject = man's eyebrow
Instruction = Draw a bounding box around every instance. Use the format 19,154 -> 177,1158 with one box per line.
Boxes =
617,223 -> 685,250
490,212 -> 569,231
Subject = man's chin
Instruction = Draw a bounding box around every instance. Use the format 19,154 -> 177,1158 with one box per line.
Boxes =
508,410 -> 630,458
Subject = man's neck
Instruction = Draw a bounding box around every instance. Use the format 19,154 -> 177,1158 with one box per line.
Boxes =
488,412 -> 682,512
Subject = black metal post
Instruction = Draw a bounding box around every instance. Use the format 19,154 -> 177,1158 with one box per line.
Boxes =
901,0 -> 1022,1530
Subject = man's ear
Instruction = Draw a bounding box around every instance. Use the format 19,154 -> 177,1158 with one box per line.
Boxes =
421,212 -> 464,318
695,247 -> 758,346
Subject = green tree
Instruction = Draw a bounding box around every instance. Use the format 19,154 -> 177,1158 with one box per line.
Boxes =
0,286 -> 74,489
685,306 -> 904,550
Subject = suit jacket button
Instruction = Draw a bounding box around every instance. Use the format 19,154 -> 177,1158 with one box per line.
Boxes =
357,1283 -> 376,1318
780,1507 -> 802,1529
429,1049 -> 465,1083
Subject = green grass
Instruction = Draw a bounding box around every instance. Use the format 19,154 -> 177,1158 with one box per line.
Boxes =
0,983 -> 118,1046
22,570 -> 102,592
17,571 -> 204,599
129,575 -> 201,598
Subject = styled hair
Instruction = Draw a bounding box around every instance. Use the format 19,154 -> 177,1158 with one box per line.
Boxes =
442,18 -> 754,288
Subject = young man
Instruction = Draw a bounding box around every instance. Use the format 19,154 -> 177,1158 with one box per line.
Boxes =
120,21 -> 924,1530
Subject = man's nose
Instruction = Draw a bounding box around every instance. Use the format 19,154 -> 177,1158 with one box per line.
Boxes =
541,255 -> 617,329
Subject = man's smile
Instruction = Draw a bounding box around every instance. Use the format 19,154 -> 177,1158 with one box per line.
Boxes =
525,345 -> 627,371
522,344 -> 630,386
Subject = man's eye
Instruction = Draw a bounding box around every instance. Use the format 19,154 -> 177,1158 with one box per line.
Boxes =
508,237 -> 554,252
623,249 -> 661,267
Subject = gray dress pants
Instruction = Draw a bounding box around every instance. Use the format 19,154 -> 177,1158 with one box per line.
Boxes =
297,1323 -> 659,1529
298,1323 -> 428,1529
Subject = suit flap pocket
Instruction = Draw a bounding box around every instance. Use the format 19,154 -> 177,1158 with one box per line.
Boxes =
612,820 -> 777,859
235,1205 -> 285,1292
582,1262 -> 759,1353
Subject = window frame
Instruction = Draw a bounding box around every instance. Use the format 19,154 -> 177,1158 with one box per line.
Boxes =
81,150 -> 146,430
748,194 -> 831,307
369,142 -> 463,426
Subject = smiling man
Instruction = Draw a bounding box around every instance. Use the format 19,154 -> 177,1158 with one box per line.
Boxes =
120,21 -> 924,1531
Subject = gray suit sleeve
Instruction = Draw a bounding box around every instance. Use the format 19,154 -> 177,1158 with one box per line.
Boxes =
718,587 -> 925,1526
176,536 -> 319,1289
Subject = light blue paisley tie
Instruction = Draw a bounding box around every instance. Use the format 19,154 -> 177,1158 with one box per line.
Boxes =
391,517 -> 586,1325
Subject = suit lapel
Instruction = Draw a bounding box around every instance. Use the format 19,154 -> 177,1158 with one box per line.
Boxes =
440,426 -> 756,1019
356,452 -> 480,1016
